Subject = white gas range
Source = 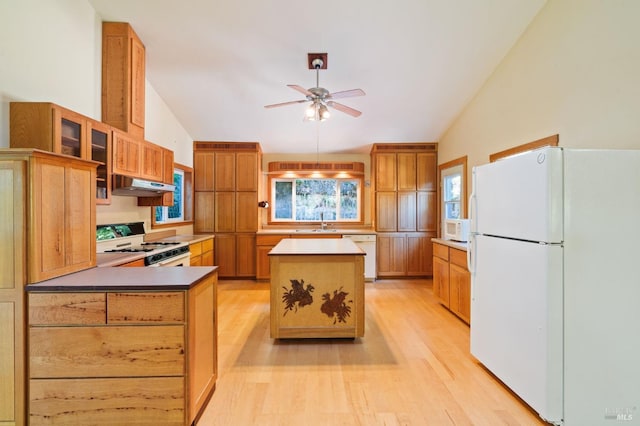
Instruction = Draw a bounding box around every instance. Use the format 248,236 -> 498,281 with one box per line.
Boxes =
96,222 -> 190,266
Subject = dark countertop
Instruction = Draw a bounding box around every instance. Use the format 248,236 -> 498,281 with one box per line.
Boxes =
26,266 -> 218,292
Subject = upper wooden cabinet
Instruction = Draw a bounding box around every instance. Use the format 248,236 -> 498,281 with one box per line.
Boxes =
371,144 -> 437,233
214,152 -> 235,191
10,102 -> 112,204
140,140 -> 164,182
236,152 -> 259,191
194,152 -> 215,191
102,22 -> 146,139
375,153 -> 397,191
112,129 -> 141,177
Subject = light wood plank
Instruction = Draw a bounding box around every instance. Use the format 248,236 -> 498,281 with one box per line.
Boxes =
197,279 -> 546,425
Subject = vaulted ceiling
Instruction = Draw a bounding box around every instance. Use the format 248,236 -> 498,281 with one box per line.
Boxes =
89,0 -> 546,154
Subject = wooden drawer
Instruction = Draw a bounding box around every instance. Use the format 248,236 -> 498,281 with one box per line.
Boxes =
202,237 -> 213,252
190,241 -> 203,257
450,248 -> 468,269
107,292 -> 185,323
256,234 -> 289,245
433,242 -> 449,261
29,325 -> 185,378
29,293 -> 106,325
29,377 -> 185,426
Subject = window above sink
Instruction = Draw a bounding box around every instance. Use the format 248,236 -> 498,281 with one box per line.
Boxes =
266,162 -> 365,226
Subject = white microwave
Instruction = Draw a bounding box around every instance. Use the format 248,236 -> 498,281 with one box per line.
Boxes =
444,219 -> 470,242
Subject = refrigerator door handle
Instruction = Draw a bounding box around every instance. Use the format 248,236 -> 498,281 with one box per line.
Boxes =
468,189 -> 477,234
467,232 -> 476,276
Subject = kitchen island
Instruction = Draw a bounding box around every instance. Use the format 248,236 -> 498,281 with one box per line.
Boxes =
269,238 -> 365,339
25,266 -> 218,426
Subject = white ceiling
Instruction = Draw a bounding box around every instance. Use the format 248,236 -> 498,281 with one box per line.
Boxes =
89,0 -> 546,154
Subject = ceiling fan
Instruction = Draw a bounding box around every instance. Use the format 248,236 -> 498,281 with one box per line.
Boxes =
264,53 -> 365,121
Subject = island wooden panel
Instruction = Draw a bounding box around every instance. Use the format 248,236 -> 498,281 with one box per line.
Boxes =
269,239 -> 365,339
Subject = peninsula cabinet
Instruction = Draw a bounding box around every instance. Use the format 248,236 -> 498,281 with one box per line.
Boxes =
0,149 -> 97,426
10,102 -> 112,204
371,143 -> 437,277
26,271 -> 218,425
432,240 -> 470,324
102,22 -> 146,139
193,142 -> 261,278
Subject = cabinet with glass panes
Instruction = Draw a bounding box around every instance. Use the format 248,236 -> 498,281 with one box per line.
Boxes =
10,102 -> 113,204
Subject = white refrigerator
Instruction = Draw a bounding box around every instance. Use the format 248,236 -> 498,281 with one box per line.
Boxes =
468,147 -> 640,425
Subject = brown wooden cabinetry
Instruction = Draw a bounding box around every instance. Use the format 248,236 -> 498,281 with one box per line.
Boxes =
112,129 -> 141,176
194,142 -> 261,278
371,143 -> 437,277
190,237 -> 214,266
0,149 -> 97,426
27,272 -> 217,425
256,234 -> 289,280
10,102 -> 112,204
256,233 -> 343,281
140,140 -> 164,181
102,22 -> 146,139
432,240 -> 470,324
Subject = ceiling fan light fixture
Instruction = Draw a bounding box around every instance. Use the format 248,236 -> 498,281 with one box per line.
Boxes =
318,104 -> 330,120
305,103 -> 317,119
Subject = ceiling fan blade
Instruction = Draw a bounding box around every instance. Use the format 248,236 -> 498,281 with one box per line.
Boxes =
264,99 -> 307,109
326,101 -> 362,118
327,88 -> 366,100
287,84 -> 314,97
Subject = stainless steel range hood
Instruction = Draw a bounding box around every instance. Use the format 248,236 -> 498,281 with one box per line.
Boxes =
112,175 -> 175,197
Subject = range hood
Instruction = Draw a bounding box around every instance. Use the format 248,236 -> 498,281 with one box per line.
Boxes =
112,175 -> 175,197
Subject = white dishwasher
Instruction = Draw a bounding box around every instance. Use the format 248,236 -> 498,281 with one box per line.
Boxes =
342,234 -> 376,281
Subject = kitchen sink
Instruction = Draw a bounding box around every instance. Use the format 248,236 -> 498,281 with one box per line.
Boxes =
295,229 -> 337,233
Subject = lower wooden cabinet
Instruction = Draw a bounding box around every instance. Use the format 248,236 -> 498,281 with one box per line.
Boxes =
377,232 -> 435,277
255,233 -> 343,280
432,241 -> 470,324
214,233 -> 256,278
27,272 -> 217,425
190,237 -> 214,266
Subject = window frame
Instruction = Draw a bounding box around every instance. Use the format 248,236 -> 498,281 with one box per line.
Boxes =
438,156 -> 467,237
150,162 -> 194,229
267,171 -> 365,226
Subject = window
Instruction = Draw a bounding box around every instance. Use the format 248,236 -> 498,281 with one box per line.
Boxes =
271,177 -> 362,223
151,163 -> 193,228
155,169 -> 184,223
438,156 -> 467,235
443,167 -> 462,220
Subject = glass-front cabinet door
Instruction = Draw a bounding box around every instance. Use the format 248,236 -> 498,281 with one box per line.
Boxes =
56,108 -> 88,159
88,121 -> 112,204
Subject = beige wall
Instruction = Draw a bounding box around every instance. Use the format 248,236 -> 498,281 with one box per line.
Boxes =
439,0 -> 640,181
0,0 -> 194,235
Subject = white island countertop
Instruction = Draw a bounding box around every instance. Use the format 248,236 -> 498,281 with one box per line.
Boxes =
269,238 -> 365,256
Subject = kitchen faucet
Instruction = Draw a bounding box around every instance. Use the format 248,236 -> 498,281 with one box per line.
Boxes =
320,212 -> 327,230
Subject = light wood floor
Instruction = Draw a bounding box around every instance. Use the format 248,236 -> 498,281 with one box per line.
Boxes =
197,279 -> 547,426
